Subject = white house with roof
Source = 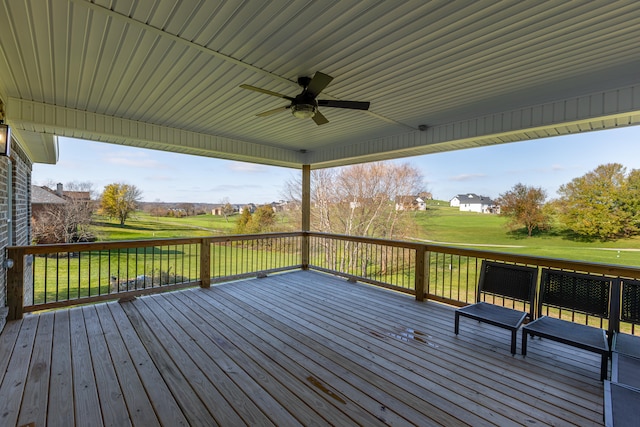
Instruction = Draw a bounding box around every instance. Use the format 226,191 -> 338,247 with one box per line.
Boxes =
395,195 -> 427,211
449,193 -> 498,213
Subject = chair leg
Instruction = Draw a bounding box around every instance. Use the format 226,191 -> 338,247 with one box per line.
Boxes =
522,330 -> 528,356
454,312 -> 460,335
511,329 -> 517,355
601,353 -> 608,381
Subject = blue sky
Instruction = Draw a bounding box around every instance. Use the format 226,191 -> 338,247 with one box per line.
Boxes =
33,126 -> 640,204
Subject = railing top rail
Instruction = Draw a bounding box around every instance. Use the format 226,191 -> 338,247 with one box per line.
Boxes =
305,231 -> 425,250
420,243 -> 640,279
7,232 -> 304,254
6,230 -> 639,279
8,237 -> 203,254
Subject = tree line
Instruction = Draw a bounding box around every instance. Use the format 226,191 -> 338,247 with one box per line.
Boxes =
32,161 -> 637,245
498,163 -> 640,240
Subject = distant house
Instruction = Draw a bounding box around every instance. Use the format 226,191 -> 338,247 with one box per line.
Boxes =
31,185 -> 67,217
31,183 -> 95,244
395,195 -> 427,211
449,193 -> 498,213
270,200 -> 290,212
56,183 -> 90,202
32,183 -> 92,212
239,203 -> 256,214
212,203 -> 244,216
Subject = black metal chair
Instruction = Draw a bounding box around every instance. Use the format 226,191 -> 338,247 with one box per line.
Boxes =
522,269 -> 611,380
455,261 -> 538,354
612,279 -> 640,358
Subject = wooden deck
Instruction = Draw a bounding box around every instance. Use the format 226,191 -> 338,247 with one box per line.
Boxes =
0,270 -> 604,426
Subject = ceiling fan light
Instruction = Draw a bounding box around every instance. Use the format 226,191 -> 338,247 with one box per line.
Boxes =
291,104 -> 316,119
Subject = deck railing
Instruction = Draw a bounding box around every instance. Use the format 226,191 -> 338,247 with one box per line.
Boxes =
6,231 -> 640,335
5,233 -> 302,319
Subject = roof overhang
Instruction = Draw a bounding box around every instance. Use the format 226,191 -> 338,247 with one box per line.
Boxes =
1,1 -> 638,168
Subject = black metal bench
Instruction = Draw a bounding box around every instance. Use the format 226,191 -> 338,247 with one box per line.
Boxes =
522,269 -> 611,380
455,261 -> 538,354
612,279 -> 640,357
606,279 -> 640,426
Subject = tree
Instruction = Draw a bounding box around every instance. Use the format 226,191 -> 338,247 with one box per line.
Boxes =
557,163 -> 639,240
235,208 -> 253,233
625,168 -> 640,234
283,162 -> 426,275
220,197 -> 235,222
235,205 -> 275,234
99,183 -> 142,226
497,183 -> 550,237
179,203 -> 196,216
248,205 -> 276,233
148,199 -> 168,219
284,162 -> 425,238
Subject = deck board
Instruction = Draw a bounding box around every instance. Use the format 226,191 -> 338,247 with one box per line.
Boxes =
47,309 -> 74,427
268,272 -> 603,423
228,275 -> 588,426
84,305 -> 132,427
154,292 -> 359,426
177,289 -> 412,426
106,302 -> 189,426
0,315 -> 38,427
92,303 -> 160,427
0,270 -> 605,426
17,312 -> 53,427
69,307 -> 104,426
121,299 -> 217,426
143,295 -> 279,427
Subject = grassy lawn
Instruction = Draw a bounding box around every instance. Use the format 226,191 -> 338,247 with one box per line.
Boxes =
413,204 -> 640,267
90,207 -> 640,267
31,207 -> 639,307
92,212 -> 238,240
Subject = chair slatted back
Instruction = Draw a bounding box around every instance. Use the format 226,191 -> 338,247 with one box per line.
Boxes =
478,261 -> 538,317
539,269 -> 611,318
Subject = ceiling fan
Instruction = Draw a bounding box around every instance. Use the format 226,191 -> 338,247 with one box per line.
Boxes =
239,71 -> 370,125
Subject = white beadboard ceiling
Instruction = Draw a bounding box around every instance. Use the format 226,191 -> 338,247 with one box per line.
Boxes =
1,0 -> 639,168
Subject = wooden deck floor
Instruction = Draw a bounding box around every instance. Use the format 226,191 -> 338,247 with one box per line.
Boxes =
0,270 -> 604,426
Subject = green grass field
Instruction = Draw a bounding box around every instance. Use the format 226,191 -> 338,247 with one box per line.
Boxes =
93,207 -> 640,267
31,208 -> 638,308
91,212 -> 238,240
413,204 -> 640,267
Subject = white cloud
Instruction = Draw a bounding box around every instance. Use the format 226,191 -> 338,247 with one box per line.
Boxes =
103,151 -> 165,168
144,175 -> 173,181
210,183 -> 266,192
449,173 -> 486,182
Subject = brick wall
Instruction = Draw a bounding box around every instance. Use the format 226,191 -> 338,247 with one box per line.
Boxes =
0,139 -> 33,331
12,143 -> 31,246
12,143 -> 33,308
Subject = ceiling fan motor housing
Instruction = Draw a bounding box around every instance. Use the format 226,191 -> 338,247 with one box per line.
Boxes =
291,93 -> 318,118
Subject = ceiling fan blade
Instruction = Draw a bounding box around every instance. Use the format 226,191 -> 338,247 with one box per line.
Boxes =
306,72 -> 333,97
256,106 -> 289,117
240,84 -> 294,100
312,110 -> 329,125
317,100 -> 370,110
